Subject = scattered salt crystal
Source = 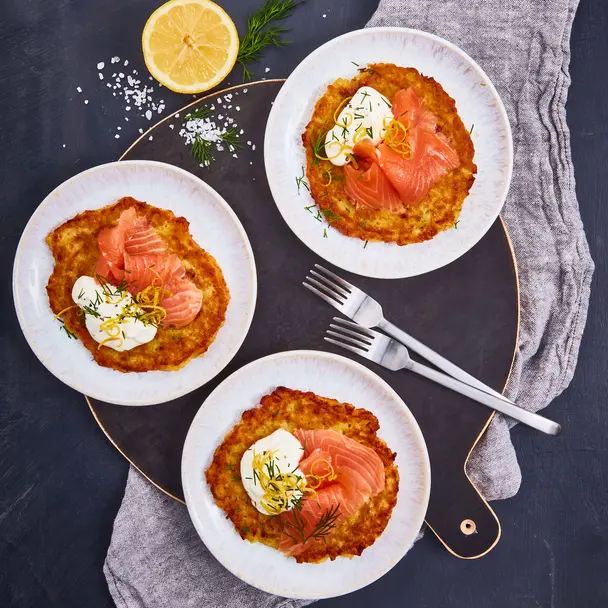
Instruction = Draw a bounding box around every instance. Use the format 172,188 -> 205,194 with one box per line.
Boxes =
239,129 -> 244,134
126,106 -> 131,111
250,161 -> 253,165
145,110 -> 152,120
252,144 -> 256,150
117,126 -> 122,130
235,106 -> 240,111
111,56 -> 120,63
62,144 -> 66,148
233,153 -> 238,158
265,67 -> 270,73
97,62 -> 105,70
118,72 -> 125,78
115,134 -> 120,139
99,73 -> 104,80
169,124 -> 174,130
243,88 -> 248,93
323,13 -> 327,18
84,99 -> 89,104
124,60 -> 129,66
112,73 -> 117,78
247,141 -> 252,145
217,97 -> 221,103
139,128 -> 143,134
76,86 -> 82,93
175,113 -> 180,118
106,83 -> 112,88
125,117 -> 129,122
149,136 -> 153,141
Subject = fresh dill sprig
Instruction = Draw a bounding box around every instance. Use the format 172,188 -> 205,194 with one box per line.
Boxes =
185,105 -> 213,121
282,502 -> 341,545
221,128 -> 242,151
310,123 -> 329,165
364,240 -> 369,249
192,134 -> 215,167
237,0 -> 303,81
454,220 -> 460,229
469,124 -> 475,135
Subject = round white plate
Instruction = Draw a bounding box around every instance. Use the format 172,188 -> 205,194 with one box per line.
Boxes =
264,27 -> 513,279
13,160 -> 257,406
182,350 -> 430,600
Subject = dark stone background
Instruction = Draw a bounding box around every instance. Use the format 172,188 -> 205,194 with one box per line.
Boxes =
1,0 -> 606,606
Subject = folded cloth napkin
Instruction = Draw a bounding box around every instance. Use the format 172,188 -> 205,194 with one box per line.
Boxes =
104,1 -> 594,606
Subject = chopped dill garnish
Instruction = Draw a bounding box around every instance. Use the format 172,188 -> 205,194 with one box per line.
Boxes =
454,220 -> 460,229
59,324 -> 77,340
351,61 -> 359,67
331,131 -> 339,142
241,526 -> 250,534
358,66 -> 376,76
381,97 -> 391,108
360,90 -> 370,101
226,464 -> 233,471
469,124 -> 475,135
323,228 -> 328,238
321,209 -> 343,224
369,101 -> 372,112
364,240 -> 368,249
231,475 -> 241,481
360,219 -> 367,228
354,113 -> 364,120
310,122 -> 329,165
295,166 -> 309,194
319,192 -> 328,198
237,0 -> 303,81
77,289 -> 84,299
365,126 -> 373,139
356,171 -> 365,180
185,105 -> 213,121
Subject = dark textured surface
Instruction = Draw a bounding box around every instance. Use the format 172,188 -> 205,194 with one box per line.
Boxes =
1,0 -> 607,607
90,79 -> 516,559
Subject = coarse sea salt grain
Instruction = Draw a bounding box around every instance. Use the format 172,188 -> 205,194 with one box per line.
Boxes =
77,86 -> 82,93
265,67 -> 270,73
84,99 -> 89,104
97,62 -> 105,70
111,56 -> 120,63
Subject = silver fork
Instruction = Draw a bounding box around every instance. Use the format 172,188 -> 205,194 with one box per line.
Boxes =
325,318 -> 561,436
304,263 -> 512,403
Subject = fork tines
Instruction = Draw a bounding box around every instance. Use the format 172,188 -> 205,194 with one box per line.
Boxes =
302,264 -> 357,310
325,317 -> 374,354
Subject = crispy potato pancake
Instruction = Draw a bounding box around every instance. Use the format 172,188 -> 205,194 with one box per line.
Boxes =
46,197 -> 229,372
303,63 -> 476,245
206,387 -> 399,563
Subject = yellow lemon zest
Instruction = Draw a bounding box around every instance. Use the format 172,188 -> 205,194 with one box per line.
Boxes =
251,449 -> 307,515
97,336 -> 123,350
383,118 -> 413,159
333,96 -> 353,125
53,305 -> 78,320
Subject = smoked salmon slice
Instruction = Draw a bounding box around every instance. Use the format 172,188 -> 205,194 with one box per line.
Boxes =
343,142 -> 403,213
278,429 -> 386,557
94,208 -> 202,329
342,87 -> 461,209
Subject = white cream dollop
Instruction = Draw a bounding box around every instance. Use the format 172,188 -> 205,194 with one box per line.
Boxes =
324,86 -> 393,167
71,276 -> 157,352
240,429 -> 306,515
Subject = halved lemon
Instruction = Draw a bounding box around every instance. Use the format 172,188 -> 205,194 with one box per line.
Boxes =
142,0 -> 239,94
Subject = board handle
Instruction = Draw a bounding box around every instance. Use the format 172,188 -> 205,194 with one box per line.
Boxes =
424,458 -> 500,558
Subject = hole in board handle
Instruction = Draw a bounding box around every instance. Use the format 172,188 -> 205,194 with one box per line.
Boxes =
460,519 -> 477,535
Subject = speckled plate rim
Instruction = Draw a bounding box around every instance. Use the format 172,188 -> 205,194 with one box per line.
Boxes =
182,349 -> 431,600
12,160 -> 257,406
264,27 -> 514,279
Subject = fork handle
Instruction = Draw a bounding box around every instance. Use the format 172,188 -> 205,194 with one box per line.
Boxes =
378,319 -> 509,400
407,360 -> 561,436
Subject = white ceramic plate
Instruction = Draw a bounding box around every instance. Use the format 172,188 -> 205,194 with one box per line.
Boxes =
13,160 -> 257,406
182,350 -> 430,600
264,27 -> 513,279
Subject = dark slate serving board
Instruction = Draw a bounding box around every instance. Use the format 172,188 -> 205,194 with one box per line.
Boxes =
88,79 -> 518,559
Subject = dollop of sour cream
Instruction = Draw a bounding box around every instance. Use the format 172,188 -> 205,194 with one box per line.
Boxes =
324,86 -> 393,167
71,276 -> 157,352
240,429 -> 306,515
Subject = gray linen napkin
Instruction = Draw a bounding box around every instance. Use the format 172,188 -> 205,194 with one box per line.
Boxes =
104,1 -> 594,605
